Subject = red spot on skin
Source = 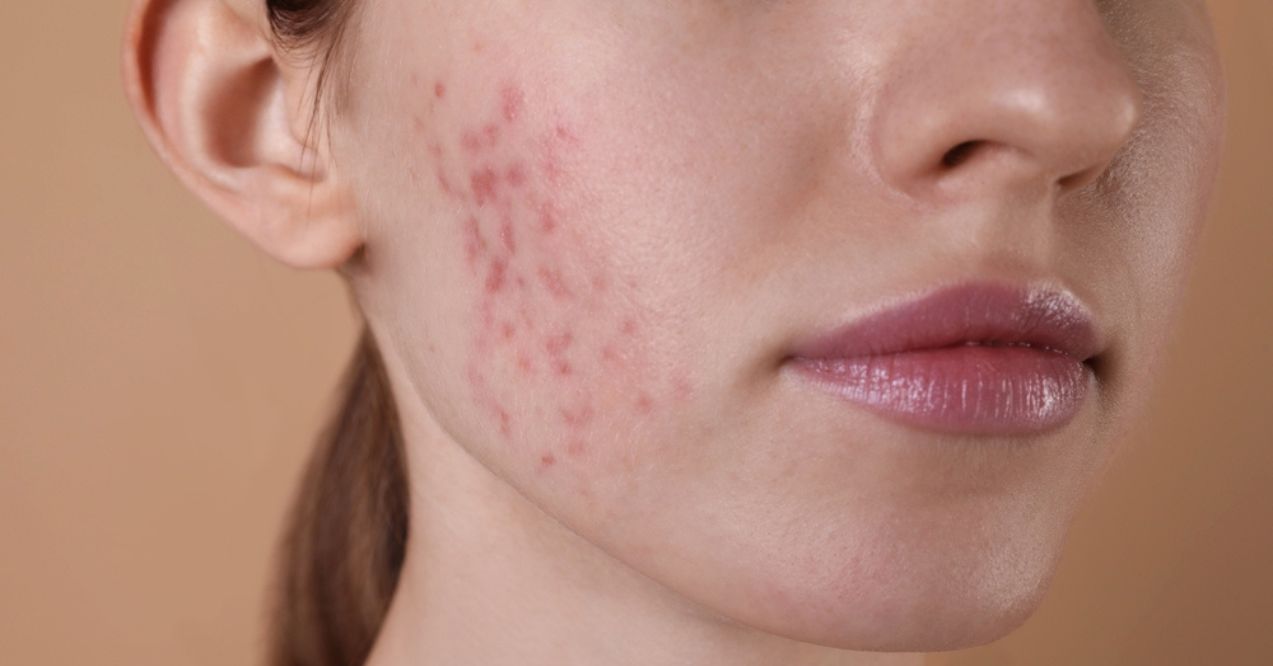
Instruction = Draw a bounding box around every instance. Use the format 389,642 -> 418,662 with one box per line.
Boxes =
561,404 -> 594,428
498,408 -> 512,437
434,82 -> 447,99
555,123 -> 579,144
516,353 -> 535,376
537,202 -> 558,234
427,142 -> 443,159
600,345 -> 620,364
483,123 -> 501,147
538,266 -> 572,300
437,172 -> 455,196
673,376 -> 694,401
540,453 -> 557,469
500,216 -> 517,254
501,84 -> 525,122
555,360 -> 573,377
567,439 -> 588,457
516,274 -> 528,290
486,257 -> 508,294
471,167 -> 499,206
591,273 -> 609,293
636,392 -> 655,414
620,318 -> 638,336
500,321 -> 516,340
545,332 -> 574,356
462,131 -> 484,154
506,163 -> 526,187
464,216 -> 486,268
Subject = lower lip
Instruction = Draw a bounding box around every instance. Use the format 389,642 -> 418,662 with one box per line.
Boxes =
789,345 -> 1093,436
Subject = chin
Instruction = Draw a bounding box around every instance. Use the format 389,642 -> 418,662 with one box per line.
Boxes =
692,499 -> 1073,654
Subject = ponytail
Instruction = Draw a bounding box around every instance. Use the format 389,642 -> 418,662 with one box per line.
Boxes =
268,327 -> 409,666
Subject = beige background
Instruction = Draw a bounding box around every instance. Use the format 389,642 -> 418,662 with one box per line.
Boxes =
1,1 -> 1268,664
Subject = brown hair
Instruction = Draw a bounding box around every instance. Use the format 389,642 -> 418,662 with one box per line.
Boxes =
261,2 -> 409,665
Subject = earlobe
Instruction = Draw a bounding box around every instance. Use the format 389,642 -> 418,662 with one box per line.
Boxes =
122,0 -> 362,270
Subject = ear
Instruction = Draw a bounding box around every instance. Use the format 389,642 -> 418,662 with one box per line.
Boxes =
122,0 -> 362,270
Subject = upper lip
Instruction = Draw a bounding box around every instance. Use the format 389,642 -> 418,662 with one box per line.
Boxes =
787,282 -> 1103,363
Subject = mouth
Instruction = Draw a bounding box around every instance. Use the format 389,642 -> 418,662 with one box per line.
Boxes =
784,282 -> 1104,436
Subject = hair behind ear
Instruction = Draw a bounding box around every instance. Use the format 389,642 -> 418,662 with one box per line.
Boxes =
269,327 -> 409,666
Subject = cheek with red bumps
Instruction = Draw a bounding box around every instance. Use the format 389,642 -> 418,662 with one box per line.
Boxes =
406,73 -> 695,489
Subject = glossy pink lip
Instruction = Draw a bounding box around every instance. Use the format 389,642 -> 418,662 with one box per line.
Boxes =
786,283 -> 1102,436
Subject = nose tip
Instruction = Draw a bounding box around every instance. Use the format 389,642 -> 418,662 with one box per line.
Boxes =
868,2 -> 1143,202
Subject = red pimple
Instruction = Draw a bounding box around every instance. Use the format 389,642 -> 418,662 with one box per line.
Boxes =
537,202 -> 558,234
471,167 -> 500,206
545,332 -> 574,356
461,131 -> 484,154
620,318 -> 638,336
437,172 -> 456,196
434,81 -> 447,99
464,219 -> 487,264
485,257 -> 508,293
636,392 -> 654,414
600,345 -> 620,364
554,360 -> 573,376
540,452 -> 557,468
500,217 -> 517,254
500,84 -> 525,122
483,123 -> 501,146
463,216 -> 487,267
506,163 -> 526,187
500,321 -> 516,340
516,353 -> 535,376
538,266 -> 572,300
560,404 -> 594,428
498,408 -> 512,437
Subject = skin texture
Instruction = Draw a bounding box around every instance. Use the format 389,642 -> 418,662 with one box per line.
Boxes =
123,0 -> 1226,664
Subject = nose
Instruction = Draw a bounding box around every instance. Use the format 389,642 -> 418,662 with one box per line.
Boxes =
866,0 -> 1143,203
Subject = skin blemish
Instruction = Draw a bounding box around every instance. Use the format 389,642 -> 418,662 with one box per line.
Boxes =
463,216 -> 487,268
554,360 -> 574,377
471,167 -> 500,206
516,353 -> 536,376
498,408 -> 512,438
485,257 -> 508,294
462,131 -> 485,154
500,216 -> 517,254
500,321 -> 516,341
501,84 -> 525,122
545,331 -> 574,356
537,202 -> 558,234
483,123 -> 501,147
505,163 -> 527,187
537,266 -> 573,300
434,81 -> 447,99
636,392 -> 655,415
620,318 -> 638,336
539,452 -> 557,469
560,403 -> 595,428
567,439 -> 588,458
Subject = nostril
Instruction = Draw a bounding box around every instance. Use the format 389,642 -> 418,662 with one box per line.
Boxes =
941,140 -> 982,169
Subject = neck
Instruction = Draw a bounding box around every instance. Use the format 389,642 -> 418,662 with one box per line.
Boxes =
364,356 -> 925,666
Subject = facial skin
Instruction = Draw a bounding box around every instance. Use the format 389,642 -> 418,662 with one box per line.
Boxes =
125,0 -> 1226,663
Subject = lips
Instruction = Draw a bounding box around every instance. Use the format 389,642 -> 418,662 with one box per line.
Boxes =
786,283 -> 1103,436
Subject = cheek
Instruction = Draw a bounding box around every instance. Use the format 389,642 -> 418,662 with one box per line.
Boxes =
409,74 -> 693,490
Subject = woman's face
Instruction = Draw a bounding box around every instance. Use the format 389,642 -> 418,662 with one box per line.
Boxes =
341,0 -> 1224,650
